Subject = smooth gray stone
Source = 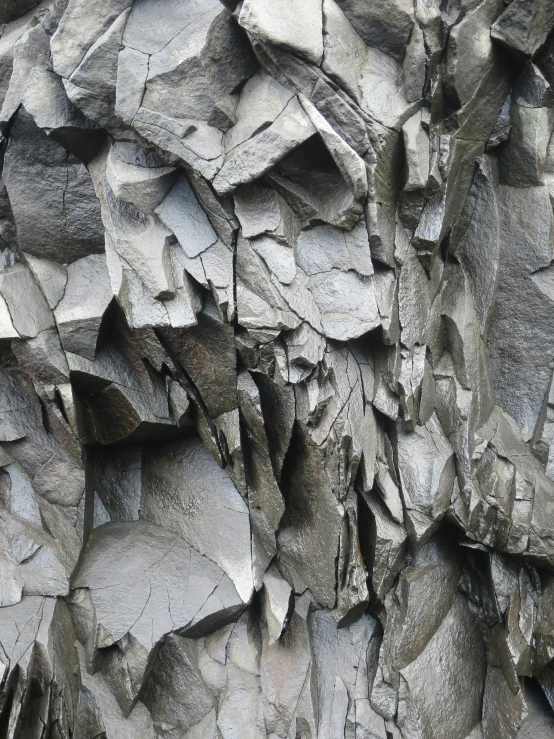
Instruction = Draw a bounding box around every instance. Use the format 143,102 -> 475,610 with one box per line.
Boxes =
106,141 -> 176,213
444,0 -> 504,108
310,609 -> 381,739
24,254 -> 67,309
76,643 -> 156,739
21,67 -> 104,163
224,70 -> 294,153
155,174 -> 217,258
260,592 -> 314,736
69,7 -> 130,118
487,186 -> 554,441
114,45 -> 149,125
514,62 -> 554,108
399,593 -> 486,738
72,521 -> 247,702
261,564 -> 292,644
132,106 -> 224,180
482,666 -> 527,738
11,328 -> 69,384
54,253 -> 112,360
403,23 -> 426,102
142,5 -> 257,123
3,0 -> 554,735
141,634 -> 216,735
3,109 -> 104,263
0,21 -> 50,124
499,102 -> 554,186
141,436 -> 253,602
277,424 -> 342,608
159,306 -> 237,418
51,0 -> 134,79
239,0 -> 324,65
234,183 -> 282,239
335,0 -> 414,60
0,263 -> 53,339
123,0 -> 218,53
396,413 -> 455,546
213,97 -> 316,195
453,155 -> 500,329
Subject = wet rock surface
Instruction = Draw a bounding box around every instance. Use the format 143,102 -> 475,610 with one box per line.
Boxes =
1,0 -> 554,737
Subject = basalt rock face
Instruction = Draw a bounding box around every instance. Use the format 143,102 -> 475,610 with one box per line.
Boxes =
2,1 -> 554,738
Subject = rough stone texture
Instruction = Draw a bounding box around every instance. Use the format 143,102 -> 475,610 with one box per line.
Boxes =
1,1 -> 554,738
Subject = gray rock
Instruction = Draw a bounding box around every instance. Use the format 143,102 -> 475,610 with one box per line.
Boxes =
213,97 -> 316,194
514,62 -> 554,108
141,436 -> 254,602
277,423 -> 342,607
106,142 -> 176,213
3,1 -> 554,736
335,0 -> 414,60
155,173 -> 218,258
452,155 -> 500,328
25,254 -> 67,309
141,3 -> 257,123
114,45 -> 149,124
261,564 -> 293,644
487,186 -> 554,441
403,23 -> 426,102
54,253 -> 112,360
396,413 -> 455,546
0,0 -> 42,24
3,109 -> 105,263
68,8 -> 131,129
234,183 -> 282,239
72,520 -> 247,710
21,67 -> 104,163
239,0 -> 324,64
0,20 -> 50,124
11,328 -> 69,384
0,263 -> 53,338
499,102 -> 554,186
444,0 -> 504,109
141,634 -> 216,736
51,0 -> 134,79
491,0 -> 554,59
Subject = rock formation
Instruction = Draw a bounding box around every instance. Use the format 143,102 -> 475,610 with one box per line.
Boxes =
1,0 -> 554,736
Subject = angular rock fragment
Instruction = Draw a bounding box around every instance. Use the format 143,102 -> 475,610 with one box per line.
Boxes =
141,436 -> 254,602
491,0 -> 554,59
72,520 -> 247,712
213,97 -> 316,195
137,1 -> 257,123
54,253 -> 112,360
3,110 -> 104,263
239,0 -> 324,64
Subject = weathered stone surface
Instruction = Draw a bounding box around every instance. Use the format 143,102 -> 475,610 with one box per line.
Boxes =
72,520 -> 246,710
54,253 -> 112,360
213,96 -> 316,194
2,1 -> 554,737
335,0 -> 414,60
3,109 -> 104,263
51,0 -> 134,79
138,2 -> 257,123
239,0 -> 324,64
141,436 -> 253,601
491,0 -> 554,59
